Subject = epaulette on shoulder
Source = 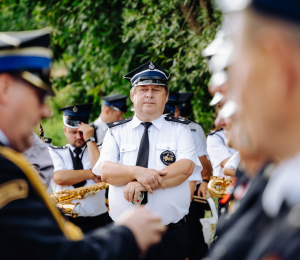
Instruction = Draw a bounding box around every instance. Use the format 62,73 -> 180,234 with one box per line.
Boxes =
164,116 -> 191,125
107,117 -> 133,128
208,128 -> 223,136
49,144 -> 68,149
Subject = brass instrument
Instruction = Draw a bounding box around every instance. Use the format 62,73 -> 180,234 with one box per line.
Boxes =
208,176 -> 234,198
38,124 -> 45,143
51,182 -> 109,218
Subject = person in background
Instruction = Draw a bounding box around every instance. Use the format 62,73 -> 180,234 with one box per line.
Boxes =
93,60 -> 202,260
49,104 -> 111,232
91,94 -> 127,143
24,132 -> 54,188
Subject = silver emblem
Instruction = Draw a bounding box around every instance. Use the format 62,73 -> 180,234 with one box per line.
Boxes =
73,106 -> 78,113
113,122 -> 119,125
149,61 -> 155,70
179,118 -> 185,121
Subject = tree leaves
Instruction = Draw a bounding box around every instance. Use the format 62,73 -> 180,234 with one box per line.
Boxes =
1,0 -> 221,145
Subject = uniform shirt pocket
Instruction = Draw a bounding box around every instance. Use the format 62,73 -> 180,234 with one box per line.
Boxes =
119,144 -> 137,166
155,142 -> 177,169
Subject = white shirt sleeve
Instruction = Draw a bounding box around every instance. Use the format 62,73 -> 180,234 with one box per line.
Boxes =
207,134 -> 233,167
191,131 -> 207,157
48,148 -> 67,173
177,125 -> 202,182
92,129 -> 119,176
224,152 -> 240,170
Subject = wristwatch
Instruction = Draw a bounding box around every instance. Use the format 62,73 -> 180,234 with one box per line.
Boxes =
86,137 -> 96,143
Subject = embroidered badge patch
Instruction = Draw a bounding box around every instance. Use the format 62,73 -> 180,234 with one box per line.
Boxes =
0,179 -> 28,209
160,150 -> 176,166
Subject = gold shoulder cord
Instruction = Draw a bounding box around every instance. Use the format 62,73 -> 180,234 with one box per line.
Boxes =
0,146 -> 83,241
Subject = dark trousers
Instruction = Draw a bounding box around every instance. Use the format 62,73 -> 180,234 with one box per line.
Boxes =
142,220 -> 189,260
186,199 -> 209,259
67,211 -> 113,233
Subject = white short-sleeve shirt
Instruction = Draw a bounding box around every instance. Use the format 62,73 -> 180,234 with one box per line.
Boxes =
93,115 -> 202,225
224,151 -> 240,170
93,117 -> 108,144
207,129 -> 237,177
188,121 -> 208,158
49,144 -> 107,217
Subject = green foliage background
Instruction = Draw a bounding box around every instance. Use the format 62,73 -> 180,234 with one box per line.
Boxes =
0,0 -> 221,145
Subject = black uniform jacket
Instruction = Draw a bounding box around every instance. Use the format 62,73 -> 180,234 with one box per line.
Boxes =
207,164 -> 272,260
0,145 -> 139,260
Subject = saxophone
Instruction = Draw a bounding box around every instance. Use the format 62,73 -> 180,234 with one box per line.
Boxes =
50,182 -> 109,218
38,124 -> 45,143
208,176 -> 234,198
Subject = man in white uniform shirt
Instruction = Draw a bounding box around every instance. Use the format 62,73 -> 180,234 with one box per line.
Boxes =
207,128 -> 237,177
93,60 -> 202,260
91,94 -> 127,144
49,104 -> 111,233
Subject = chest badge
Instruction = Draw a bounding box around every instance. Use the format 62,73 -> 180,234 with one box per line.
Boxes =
160,150 -> 176,166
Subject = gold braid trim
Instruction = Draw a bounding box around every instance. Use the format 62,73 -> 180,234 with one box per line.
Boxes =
0,146 -> 83,241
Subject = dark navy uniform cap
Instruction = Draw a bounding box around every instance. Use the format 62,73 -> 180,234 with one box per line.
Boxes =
218,0 -> 300,25
164,91 -> 179,115
58,104 -> 93,128
124,60 -> 170,87
101,94 -> 128,113
178,92 -> 193,117
0,28 -> 54,96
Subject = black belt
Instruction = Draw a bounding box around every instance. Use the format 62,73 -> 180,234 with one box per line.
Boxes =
167,217 -> 185,230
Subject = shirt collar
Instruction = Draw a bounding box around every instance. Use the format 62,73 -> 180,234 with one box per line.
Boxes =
69,144 -> 86,154
95,116 -> 108,132
262,150 -> 300,218
0,129 -> 10,147
132,115 -> 164,130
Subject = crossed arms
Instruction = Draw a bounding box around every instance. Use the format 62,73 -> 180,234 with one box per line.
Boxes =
101,159 -> 195,202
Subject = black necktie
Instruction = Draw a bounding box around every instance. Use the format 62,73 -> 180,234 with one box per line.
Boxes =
72,147 -> 86,188
136,122 -> 152,204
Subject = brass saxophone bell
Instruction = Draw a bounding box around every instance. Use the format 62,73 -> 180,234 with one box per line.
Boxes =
208,176 -> 234,198
50,182 -> 109,217
57,203 -> 81,218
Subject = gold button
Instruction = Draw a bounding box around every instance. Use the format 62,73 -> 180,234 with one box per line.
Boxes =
148,130 -> 150,132
122,148 -> 125,151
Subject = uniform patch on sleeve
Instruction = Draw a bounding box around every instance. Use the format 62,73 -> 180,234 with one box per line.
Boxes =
0,179 -> 28,209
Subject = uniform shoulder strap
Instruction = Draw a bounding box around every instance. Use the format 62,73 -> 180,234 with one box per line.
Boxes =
0,146 -> 83,241
208,128 -> 223,136
107,117 -> 133,128
164,116 -> 191,125
97,143 -> 102,147
49,145 -> 68,149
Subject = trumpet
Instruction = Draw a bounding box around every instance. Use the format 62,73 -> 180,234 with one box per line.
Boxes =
50,182 -> 109,218
208,176 -> 234,198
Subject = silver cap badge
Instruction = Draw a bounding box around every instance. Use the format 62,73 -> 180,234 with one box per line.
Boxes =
149,61 -> 155,70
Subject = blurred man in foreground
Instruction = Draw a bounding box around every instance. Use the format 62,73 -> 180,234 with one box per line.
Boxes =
0,28 -> 165,259
207,0 -> 300,259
